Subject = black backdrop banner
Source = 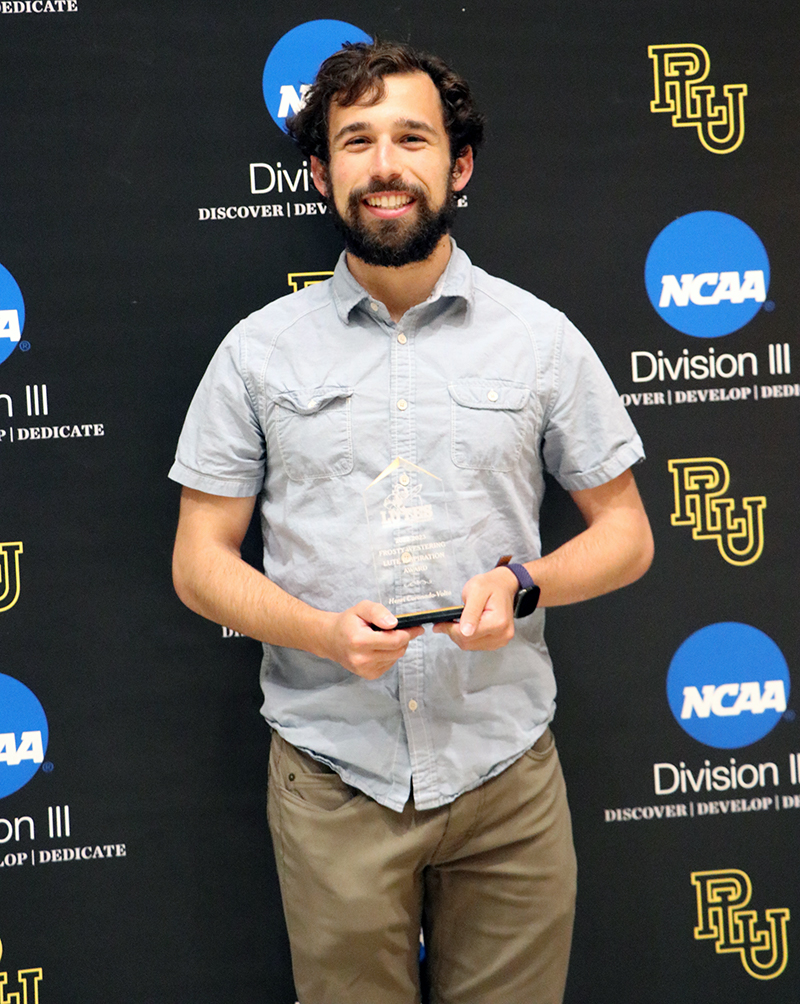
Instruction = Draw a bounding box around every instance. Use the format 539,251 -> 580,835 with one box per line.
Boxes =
1,2 -> 798,1001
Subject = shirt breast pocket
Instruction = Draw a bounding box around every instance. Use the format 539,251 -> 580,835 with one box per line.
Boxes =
448,379 -> 530,472
274,385 -> 354,482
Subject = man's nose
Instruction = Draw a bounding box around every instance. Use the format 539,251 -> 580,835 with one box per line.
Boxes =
369,138 -> 402,182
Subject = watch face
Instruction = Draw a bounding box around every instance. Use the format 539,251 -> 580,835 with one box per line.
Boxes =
514,585 -> 540,618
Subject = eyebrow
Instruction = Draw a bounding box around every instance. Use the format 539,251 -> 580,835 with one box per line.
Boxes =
331,118 -> 438,145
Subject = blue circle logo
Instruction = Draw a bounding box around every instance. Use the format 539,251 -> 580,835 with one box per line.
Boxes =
262,20 -> 372,132
0,674 -> 48,798
667,623 -> 790,749
0,263 -> 25,367
644,211 -> 770,338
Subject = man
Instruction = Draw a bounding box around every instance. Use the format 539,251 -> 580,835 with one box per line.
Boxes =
170,40 -> 652,1004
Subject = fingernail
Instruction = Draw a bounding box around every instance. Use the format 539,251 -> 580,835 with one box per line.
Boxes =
461,622 -> 475,637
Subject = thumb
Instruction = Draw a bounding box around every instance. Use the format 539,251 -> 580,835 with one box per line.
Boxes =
355,600 -> 397,630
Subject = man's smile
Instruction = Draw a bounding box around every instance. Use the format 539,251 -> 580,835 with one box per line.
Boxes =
361,191 -> 417,218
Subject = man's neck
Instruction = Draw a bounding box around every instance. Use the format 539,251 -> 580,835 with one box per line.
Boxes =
346,235 -> 452,322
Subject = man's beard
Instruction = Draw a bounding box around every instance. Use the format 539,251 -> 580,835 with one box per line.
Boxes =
327,178 -> 457,268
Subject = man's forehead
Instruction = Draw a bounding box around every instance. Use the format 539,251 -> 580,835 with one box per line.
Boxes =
329,71 -> 444,122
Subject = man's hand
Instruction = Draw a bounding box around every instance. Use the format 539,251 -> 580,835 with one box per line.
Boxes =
324,601 -> 424,679
432,566 -> 518,651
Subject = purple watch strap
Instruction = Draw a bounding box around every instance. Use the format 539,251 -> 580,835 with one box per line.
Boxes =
505,562 -> 535,591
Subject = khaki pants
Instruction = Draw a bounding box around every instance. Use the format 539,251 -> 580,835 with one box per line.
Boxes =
267,728 -> 576,1004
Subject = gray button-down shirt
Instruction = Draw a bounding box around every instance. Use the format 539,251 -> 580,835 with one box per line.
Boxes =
170,242 -> 644,811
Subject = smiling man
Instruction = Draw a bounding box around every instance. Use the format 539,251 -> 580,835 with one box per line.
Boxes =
170,40 -> 652,1004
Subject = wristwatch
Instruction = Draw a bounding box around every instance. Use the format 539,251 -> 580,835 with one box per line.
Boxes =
495,555 -> 540,618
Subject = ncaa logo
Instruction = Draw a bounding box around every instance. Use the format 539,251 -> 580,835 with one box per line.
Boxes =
0,263 -> 25,367
262,20 -> 372,132
0,674 -> 48,799
667,623 -> 789,749
645,211 -> 769,337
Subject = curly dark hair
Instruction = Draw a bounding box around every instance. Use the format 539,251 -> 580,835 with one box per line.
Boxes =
286,40 -> 485,165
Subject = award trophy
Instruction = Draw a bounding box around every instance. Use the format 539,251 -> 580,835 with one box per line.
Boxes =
363,457 -> 464,628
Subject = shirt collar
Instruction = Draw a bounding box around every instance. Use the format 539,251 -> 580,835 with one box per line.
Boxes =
331,237 -> 474,324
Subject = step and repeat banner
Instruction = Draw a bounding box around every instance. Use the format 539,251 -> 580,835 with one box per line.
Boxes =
1,1 -> 797,1001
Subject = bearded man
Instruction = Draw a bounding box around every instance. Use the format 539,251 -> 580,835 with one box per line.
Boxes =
170,39 -> 652,1004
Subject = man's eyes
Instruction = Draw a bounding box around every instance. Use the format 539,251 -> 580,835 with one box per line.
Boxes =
343,135 -> 428,148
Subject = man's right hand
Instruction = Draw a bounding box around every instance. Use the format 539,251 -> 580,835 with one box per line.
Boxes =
322,601 -> 424,680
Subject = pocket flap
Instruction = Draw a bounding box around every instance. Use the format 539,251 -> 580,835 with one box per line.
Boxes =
448,379 -> 529,411
274,385 -> 354,416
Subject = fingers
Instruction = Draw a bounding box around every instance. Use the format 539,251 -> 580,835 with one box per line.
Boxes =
432,570 -> 516,651
332,602 -> 423,679
457,582 -> 493,638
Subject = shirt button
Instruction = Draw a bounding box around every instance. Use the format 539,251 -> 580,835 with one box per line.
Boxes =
397,399 -> 408,411
408,700 -> 418,712
487,389 -> 499,402
397,332 -> 407,344
370,301 -> 379,312
399,473 -> 410,486
306,399 -> 317,409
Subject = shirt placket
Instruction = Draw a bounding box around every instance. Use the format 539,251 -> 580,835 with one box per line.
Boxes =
385,304 -> 437,805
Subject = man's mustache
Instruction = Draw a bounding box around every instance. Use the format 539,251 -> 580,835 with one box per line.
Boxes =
349,179 -> 428,205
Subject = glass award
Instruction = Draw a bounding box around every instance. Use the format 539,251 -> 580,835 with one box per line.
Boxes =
363,458 -> 464,628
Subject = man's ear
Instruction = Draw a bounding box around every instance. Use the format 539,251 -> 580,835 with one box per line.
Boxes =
310,156 -> 329,197
451,146 -> 474,192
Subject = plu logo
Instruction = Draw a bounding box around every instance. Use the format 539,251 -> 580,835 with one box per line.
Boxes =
262,20 -> 371,132
0,263 -> 25,366
645,211 -> 769,337
0,674 -> 48,798
667,623 -> 789,749
691,870 -> 790,980
648,45 -> 747,155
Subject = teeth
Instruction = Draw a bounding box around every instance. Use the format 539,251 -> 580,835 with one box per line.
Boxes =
365,194 -> 413,209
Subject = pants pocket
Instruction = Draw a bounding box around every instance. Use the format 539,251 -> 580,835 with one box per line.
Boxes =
270,730 -> 364,812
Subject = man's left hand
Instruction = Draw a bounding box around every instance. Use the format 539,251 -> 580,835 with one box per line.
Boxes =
432,566 -> 518,651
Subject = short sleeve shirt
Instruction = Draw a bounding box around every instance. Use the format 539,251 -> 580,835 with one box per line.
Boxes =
170,242 -> 644,811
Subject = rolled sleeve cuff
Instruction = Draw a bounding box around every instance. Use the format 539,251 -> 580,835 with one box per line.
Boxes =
168,459 -> 263,498
554,436 -> 645,492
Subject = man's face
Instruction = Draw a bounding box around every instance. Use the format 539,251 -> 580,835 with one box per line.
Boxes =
310,72 -> 473,267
